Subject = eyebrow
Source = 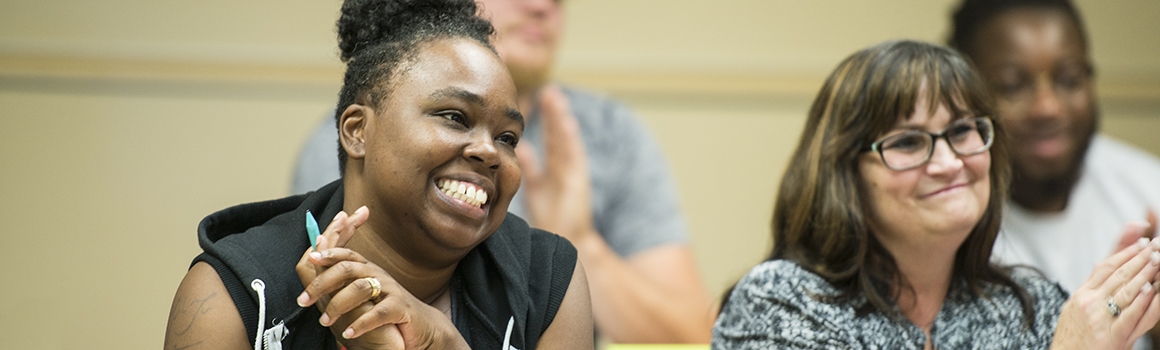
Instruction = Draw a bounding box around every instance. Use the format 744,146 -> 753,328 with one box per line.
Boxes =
429,87 -> 524,128
505,109 -> 525,130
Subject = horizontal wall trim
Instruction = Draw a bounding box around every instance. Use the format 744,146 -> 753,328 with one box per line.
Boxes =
4,53 -> 1158,109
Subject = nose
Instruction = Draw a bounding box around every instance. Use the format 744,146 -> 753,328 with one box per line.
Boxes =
522,0 -> 557,13
925,137 -> 964,176
1027,75 -> 1065,122
463,132 -> 500,170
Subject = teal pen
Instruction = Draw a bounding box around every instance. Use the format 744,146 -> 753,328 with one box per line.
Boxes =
305,210 -> 321,250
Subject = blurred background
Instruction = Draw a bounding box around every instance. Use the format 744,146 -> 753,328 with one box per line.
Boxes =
1,0 -> 1158,348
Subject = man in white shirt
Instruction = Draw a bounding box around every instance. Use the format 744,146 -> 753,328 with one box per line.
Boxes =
949,0 -> 1160,346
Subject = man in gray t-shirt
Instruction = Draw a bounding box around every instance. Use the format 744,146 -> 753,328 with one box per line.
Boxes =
292,0 -> 714,343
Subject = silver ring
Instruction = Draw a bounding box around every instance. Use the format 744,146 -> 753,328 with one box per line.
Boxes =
361,276 -> 380,299
1107,296 -> 1122,317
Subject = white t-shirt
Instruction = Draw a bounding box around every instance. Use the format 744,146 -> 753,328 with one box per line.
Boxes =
993,136 -> 1160,349
994,136 -> 1160,292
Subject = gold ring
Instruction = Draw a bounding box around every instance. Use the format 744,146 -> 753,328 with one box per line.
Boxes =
365,277 -> 381,300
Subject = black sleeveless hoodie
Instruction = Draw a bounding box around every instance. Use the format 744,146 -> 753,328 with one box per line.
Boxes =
194,181 -> 578,349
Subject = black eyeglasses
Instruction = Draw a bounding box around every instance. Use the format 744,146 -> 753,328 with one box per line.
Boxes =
868,117 -> 994,171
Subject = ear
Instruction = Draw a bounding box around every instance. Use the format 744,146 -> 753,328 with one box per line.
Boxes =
339,104 -> 371,160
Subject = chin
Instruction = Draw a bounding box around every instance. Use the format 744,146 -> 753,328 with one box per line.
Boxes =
430,227 -> 492,251
441,214 -> 508,249
949,215 -> 983,233
1016,156 -> 1076,182
926,204 -> 985,234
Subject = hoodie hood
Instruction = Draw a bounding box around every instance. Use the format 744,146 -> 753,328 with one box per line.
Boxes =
192,179 -> 576,349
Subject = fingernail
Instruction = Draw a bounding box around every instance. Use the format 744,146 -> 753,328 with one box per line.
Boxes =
1151,251 -> 1160,265
1140,237 -> 1152,249
355,206 -> 368,215
343,328 -> 355,339
1145,282 -> 1154,294
310,252 -> 321,260
320,313 -> 331,326
297,292 -> 310,307
1152,237 -> 1160,249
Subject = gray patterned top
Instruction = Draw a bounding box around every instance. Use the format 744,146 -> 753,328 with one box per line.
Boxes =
712,260 -> 1068,349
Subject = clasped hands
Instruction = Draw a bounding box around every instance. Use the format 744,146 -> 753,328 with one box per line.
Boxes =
294,207 -> 467,350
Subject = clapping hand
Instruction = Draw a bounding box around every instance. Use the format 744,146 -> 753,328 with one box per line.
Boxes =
1111,209 -> 1158,254
516,85 -> 597,244
1053,222 -> 1160,350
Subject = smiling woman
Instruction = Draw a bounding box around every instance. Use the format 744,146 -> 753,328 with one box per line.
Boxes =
162,1 -> 592,349
712,40 -> 1160,349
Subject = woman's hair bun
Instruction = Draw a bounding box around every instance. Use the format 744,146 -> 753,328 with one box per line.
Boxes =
337,0 -> 488,62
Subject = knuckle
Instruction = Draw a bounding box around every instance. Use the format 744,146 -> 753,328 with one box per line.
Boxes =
1095,263 -> 1118,277
335,261 -> 359,275
308,276 -> 328,292
369,301 -> 392,320
1113,267 -> 1135,282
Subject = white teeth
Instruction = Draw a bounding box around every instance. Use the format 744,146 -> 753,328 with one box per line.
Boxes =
438,179 -> 488,208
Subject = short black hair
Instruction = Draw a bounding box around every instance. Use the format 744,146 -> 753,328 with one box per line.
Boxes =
948,0 -> 1088,59
334,0 -> 495,172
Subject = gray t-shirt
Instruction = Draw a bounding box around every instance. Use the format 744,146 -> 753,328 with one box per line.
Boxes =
291,85 -> 688,257
713,260 -> 1066,349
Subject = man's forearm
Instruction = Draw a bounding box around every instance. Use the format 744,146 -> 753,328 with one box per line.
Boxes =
571,232 -> 716,343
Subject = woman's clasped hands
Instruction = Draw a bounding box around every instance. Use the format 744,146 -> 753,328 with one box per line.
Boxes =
1054,222 -> 1160,350
294,207 -> 469,350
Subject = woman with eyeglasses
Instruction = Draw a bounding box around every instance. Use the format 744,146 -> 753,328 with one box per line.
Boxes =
712,40 -> 1160,349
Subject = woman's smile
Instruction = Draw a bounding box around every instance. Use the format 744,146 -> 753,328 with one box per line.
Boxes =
919,182 -> 970,199
341,37 -> 523,256
435,178 -> 490,220
860,86 -> 991,245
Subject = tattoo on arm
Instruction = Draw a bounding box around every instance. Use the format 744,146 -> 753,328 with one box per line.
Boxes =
167,292 -> 218,350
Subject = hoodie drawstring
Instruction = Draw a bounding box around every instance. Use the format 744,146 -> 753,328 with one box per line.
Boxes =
251,279 -> 267,350
501,316 -> 514,350
250,279 -> 288,350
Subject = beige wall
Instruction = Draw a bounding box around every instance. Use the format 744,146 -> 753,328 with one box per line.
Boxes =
1,0 -> 1158,348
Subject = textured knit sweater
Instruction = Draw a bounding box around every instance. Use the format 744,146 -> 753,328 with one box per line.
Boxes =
713,260 -> 1068,349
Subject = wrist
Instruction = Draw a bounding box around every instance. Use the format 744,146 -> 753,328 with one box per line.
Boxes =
431,329 -> 471,350
567,228 -> 601,250
570,229 -> 616,266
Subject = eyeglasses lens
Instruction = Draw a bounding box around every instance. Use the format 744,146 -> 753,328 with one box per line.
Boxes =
879,118 -> 992,170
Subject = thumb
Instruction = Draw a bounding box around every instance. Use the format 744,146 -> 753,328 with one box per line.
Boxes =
1114,221 -> 1151,254
1146,208 -> 1158,239
383,324 -> 405,349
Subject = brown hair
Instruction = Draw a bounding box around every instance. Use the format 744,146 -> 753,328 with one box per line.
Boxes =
767,40 -> 1032,324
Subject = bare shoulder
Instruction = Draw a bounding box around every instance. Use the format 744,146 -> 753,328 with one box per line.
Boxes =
536,261 -> 594,350
164,261 -> 251,350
